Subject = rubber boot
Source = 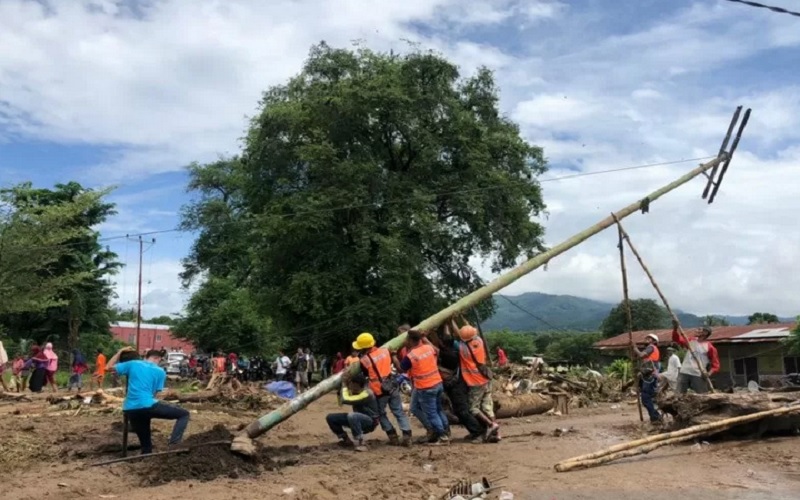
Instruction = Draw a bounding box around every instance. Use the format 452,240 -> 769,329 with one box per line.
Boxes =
401,431 -> 413,448
337,434 -> 354,448
415,430 -> 435,444
387,431 -> 400,446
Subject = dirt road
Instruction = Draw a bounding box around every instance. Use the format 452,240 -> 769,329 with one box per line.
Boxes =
2,392 -> 798,499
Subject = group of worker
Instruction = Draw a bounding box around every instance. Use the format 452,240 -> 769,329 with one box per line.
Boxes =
327,316 -> 501,451
632,319 -> 720,423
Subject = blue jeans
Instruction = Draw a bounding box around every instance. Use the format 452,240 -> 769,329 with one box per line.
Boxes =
411,388 -> 430,430
326,412 -> 377,440
125,402 -> 190,454
378,390 -> 412,434
416,383 -> 449,436
640,375 -> 660,422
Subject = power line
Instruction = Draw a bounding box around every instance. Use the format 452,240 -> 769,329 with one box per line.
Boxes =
496,294 -> 573,333
722,0 -> 800,18
5,155 -> 714,253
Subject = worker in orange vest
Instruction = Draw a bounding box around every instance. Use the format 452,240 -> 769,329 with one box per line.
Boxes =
633,333 -> 661,373
353,332 -> 412,447
458,324 -> 500,443
634,333 -> 662,423
399,329 -> 450,445
344,351 -> 360,367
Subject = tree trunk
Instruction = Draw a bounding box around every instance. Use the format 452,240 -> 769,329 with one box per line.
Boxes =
659,391 -> 800,431
493,393 -> 555,419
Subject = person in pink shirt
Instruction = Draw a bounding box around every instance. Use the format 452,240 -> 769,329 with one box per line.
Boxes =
42,342 -> 59,392
11,354 -> 25,392
496,347 -> 508,367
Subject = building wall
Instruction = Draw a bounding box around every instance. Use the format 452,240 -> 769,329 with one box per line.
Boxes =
715,343 -> 790,389
110,325 -> 195,353
599,342 -> 797,390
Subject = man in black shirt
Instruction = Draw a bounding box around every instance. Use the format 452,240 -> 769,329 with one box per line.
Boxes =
325,373 -> 380,452
439,320 -> 486,440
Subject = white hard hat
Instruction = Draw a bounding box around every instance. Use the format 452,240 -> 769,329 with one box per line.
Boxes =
646,333 -> 659,342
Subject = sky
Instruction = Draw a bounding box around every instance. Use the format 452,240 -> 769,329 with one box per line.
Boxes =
1,0 -> 798,319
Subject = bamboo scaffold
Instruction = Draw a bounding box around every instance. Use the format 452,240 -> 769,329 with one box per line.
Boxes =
231,106 -> 751,455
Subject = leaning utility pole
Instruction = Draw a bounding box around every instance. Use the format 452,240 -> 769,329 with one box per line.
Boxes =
231,106 -> 751,455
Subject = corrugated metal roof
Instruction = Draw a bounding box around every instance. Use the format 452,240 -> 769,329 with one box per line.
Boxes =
111,321 -> 172,331
593,322 -> 796,350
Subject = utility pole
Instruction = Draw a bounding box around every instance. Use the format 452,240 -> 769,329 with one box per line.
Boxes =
127,235 -> 155,352
232,106 -> 750,453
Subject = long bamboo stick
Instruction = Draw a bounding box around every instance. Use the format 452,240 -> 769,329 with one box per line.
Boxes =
554,403 -> 800,471
556,431 -> 724,472
230,155 -> 728,453
616,222 -> 644,422
615,221 -> 715,392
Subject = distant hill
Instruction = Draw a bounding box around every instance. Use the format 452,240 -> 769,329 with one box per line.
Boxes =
480,292 -> 793,332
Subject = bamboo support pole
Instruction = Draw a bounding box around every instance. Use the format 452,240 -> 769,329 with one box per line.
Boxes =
555,403 -> 799,472
615,220 -> 715,392
616,221 -> 644,422
232,155 -> 729,453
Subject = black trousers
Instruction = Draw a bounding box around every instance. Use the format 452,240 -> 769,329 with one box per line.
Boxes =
444,376 -> 486,436
125,402 -> 190,454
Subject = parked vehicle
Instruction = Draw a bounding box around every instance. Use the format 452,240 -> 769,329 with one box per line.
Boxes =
166,352 -> 187,375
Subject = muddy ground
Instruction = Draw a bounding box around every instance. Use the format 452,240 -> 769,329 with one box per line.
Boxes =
2,391 -> 798,500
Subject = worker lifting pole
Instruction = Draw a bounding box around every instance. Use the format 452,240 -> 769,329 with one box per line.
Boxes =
231,106 -> 750,455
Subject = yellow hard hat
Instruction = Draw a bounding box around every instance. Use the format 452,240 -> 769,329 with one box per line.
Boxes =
352,332 -> 376,350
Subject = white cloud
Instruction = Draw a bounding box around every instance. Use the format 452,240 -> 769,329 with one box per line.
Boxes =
113,258 -> 192,319
2,0 -> 800,318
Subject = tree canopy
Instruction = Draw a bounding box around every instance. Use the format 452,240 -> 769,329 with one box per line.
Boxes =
172,277 -> 280,355
0,182 -> 120,348
747,312 -> 780,325
703,315 -> 730,327
787,318 -> 800,355
601,298 -> 669,338
181,43 -> 548,353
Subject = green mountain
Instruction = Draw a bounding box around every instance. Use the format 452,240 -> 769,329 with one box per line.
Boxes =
480,292 -> 789,332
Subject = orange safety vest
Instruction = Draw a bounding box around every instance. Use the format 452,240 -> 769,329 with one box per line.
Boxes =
213,357 -> 226,373
459,337 -> 490,387
645,345 -> 660,363
407,344 -> 442,390
345,355 -> 360,367
360,347 -> 392,396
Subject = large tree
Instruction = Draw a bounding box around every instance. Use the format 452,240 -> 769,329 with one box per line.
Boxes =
601,298 -> 669,338
0,182 -> 120,347
173,277 -> 280,355
747,312 -> 780,325
182,43 -> 548,352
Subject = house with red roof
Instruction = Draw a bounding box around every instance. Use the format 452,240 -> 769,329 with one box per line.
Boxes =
593,322 -> 798,389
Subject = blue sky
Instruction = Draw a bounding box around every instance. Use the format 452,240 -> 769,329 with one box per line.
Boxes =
1,0 -> 799,317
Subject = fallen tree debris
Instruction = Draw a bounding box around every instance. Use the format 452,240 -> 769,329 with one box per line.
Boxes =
659,391 -> 800,427
554,403 -> 800,472
493,393 -> 554,419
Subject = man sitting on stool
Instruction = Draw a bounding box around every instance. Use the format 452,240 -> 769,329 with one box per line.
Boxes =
108,346 -> 190,455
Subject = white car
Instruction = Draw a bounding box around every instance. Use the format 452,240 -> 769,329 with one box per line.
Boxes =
166,352 -> 187,375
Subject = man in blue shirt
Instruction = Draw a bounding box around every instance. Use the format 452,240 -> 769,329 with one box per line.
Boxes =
108,347 -> 190,455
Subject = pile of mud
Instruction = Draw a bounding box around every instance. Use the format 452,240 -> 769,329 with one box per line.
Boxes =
135,425 -> 264,486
